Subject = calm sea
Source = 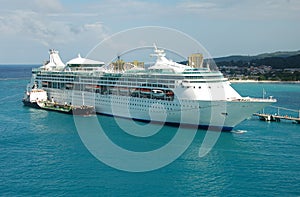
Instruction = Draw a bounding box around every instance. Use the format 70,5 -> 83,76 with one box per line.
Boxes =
0,65 -> 299,196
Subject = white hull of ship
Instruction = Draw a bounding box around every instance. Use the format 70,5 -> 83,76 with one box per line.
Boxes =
45,88 -> 272,131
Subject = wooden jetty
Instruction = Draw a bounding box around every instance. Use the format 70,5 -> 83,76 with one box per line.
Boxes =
253,106 -> 300,124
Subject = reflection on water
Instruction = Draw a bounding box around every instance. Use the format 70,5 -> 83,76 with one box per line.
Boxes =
28,108 -> 48,120
28,108 -> 50,132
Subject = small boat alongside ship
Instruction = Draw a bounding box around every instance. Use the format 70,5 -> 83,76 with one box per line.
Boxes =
23,87 -> 95,115
37,101 -> 95,115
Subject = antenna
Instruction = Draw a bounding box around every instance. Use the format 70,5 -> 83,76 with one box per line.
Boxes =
153,43 -> 157,50
150,44 -> 166,58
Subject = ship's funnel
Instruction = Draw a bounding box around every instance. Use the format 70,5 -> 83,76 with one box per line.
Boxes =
44,49 -> 65,70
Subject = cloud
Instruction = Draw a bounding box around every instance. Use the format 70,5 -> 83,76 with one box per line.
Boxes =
0,0 -> 64,13
0,9 -> 107,47
84,0 -> 172,19
47,13 -> 100,17
0,10 -> 60,46
177,1 -> 218,10
176,0 -> 300,19
32,0 -> 64,13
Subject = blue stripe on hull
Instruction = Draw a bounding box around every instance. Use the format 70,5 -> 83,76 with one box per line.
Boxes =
95,112 -> 233,132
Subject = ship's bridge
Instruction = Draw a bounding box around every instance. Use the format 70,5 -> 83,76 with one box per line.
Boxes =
181,68 -> 227,83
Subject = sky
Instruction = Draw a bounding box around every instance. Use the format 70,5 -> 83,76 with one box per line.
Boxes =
0,0 -> 299,64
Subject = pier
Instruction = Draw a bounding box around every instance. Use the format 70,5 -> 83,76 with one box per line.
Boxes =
253,106 -> 300,124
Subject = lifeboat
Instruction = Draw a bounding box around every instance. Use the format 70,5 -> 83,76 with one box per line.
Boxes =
152,89 -> 165,98
140,88 -> 151,94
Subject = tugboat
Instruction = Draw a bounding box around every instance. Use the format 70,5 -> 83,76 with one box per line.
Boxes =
22,83 -> 48,108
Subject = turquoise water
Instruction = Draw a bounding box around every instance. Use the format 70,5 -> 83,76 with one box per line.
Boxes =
0,65 -> 299,196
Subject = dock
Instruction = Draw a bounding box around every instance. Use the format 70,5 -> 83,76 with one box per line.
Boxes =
253,106 -> 300,124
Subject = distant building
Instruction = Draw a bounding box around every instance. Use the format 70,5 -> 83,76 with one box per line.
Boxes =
188,53 -> 204,68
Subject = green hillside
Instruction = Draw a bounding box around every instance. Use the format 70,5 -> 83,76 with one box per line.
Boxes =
213,50 -> 300,81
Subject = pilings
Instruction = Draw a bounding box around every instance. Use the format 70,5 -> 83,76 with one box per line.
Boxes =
253,106 -> 300,124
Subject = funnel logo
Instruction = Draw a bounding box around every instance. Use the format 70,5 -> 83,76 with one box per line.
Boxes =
72,26 -> 226,172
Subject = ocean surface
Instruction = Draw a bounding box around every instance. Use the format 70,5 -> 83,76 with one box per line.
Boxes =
0,65 -> 299,196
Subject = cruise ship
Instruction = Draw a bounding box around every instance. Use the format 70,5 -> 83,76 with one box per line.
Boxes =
24,47 -> 276,131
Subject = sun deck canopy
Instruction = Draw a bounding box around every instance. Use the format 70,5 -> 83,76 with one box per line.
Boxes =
66,54 -> 105,67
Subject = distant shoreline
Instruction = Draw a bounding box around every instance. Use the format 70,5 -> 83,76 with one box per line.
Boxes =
229,79 -> 300,84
